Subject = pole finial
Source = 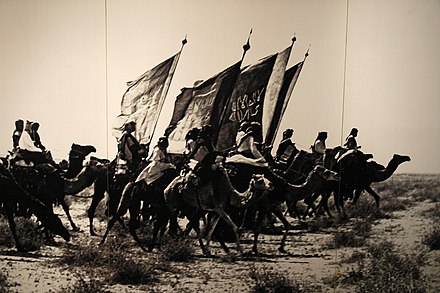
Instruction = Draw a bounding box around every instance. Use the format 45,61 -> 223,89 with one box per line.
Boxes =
243,29 -> 252,52
292,33 -> 297,44
182,35 -> 188,46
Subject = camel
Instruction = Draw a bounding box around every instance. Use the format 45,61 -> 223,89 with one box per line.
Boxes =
7,155 -> 106,232
100,168 -> 178,251
0,163 -> 70,251
164,167 -> 273,256
242,165 -> 339,254
314,153 -> 411,217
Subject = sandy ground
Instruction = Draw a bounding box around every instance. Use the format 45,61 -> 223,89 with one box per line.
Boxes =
1,185 -> 440,292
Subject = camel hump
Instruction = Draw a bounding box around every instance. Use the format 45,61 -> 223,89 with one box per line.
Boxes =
35,163 -> 58,174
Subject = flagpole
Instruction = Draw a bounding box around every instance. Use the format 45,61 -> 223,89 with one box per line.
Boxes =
151,36 -> 187,143
241,29 -> 252,62
214,30 -> 252,147
263,35 -> 297,147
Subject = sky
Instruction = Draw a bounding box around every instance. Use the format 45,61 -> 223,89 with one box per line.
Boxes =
1,0 -> 439,174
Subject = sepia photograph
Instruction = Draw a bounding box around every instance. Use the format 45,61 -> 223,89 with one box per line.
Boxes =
1,0 -> 439,292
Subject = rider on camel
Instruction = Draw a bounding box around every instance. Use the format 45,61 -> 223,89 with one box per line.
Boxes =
236,121 -> 264,160
135,136 -> 175,185
116,120 -> 147,177
14,120 -> 56,167
344,128 -> 359,151
311,131 -> 327,165
12,119 -> 24,151
187,124 -> 215,163
275,128 -> 298,166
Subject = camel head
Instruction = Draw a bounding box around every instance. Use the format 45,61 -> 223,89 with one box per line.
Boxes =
250,174 -> 274,192
392,154 -> 411,165
237,174 -> 274,207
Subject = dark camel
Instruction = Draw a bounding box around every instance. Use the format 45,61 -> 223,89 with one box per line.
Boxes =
0,162 -> 70,251
313,153 -> 411,217
164,167 -> 273,256
100,168 -> 178,251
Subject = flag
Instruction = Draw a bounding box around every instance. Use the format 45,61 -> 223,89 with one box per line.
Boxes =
266,61 -> 305,146
216,45 -> 292,151
165,61 -> 242,154
112,52 -> 181,145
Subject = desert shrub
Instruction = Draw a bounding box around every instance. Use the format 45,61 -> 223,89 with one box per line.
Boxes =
422,224 -> 440,250
342,240 -> 427,293
57,242 -> 159,285
0,217 -> 45,251
249,267 -> 311,293
0,271 -> 17,293
159,234 -> 195,262
380,196 -> 413,212
348,196 -> 389,220
424,203 -> 440,219
375,174 -> 440,203
306,216 -> 339,233
58,244 -> 107,267
326,230 -> 366,249
352,219 -> 372,237
107,257 -> 158,285
62,277 -> 109,293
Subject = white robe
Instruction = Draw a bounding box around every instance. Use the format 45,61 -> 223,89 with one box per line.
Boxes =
18,131 -> 42,152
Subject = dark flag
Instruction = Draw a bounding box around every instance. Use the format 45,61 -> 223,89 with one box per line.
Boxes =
216,45 -> 292,151
112,52 -> 181,145
166,61 -> 242,154
265,61 -> 305,146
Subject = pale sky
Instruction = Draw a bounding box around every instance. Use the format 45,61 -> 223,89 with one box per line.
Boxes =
1,0 -> 439,174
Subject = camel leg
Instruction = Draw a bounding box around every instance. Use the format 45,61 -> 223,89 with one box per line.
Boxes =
337,190 -> 348,218
6,201 -> 24,252
205,214 -> 221,253
365,186 -> 381,208
87,187 -> 105,236
315,191 -> 333,218
216,208 -> 243,254
187,214 -> 208,256
252,210 -> 267,255
149,209 -> 169,252
60,198 -> 79,231
128,193 -> 147,251
272,208 -> 291,253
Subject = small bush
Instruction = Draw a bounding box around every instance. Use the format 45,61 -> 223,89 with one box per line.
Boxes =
159,235 -> 195,262
326,230 -> 366,249
0,271 -> 17,293
306,216 -> 339,233
352,219 -> 372,237
343,240 -> 427,293
108,257 -> 157,285
249,267 -> 309,293
348,197 -> 388,220
62,277 -> 109,293
422,224 -> 440,250
57,242 -> 159,285
0,217 -> 45,251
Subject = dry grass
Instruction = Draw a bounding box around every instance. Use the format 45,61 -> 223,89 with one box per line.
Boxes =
0,217 -> 45,251
57,239 -> 160,286
249,266 -> 314,293
0,271 -> 17,293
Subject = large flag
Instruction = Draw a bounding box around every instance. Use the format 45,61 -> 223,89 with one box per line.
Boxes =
112,52 -> 181,145
265,61 -> 305,146
166,61 -> 242,153
216,45 -> 293,151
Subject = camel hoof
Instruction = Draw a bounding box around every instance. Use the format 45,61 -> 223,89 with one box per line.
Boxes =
278,247 -> 287,254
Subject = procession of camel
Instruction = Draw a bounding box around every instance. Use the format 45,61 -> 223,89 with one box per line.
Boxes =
0,38 -> 411,255
0,135 -> 410,255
